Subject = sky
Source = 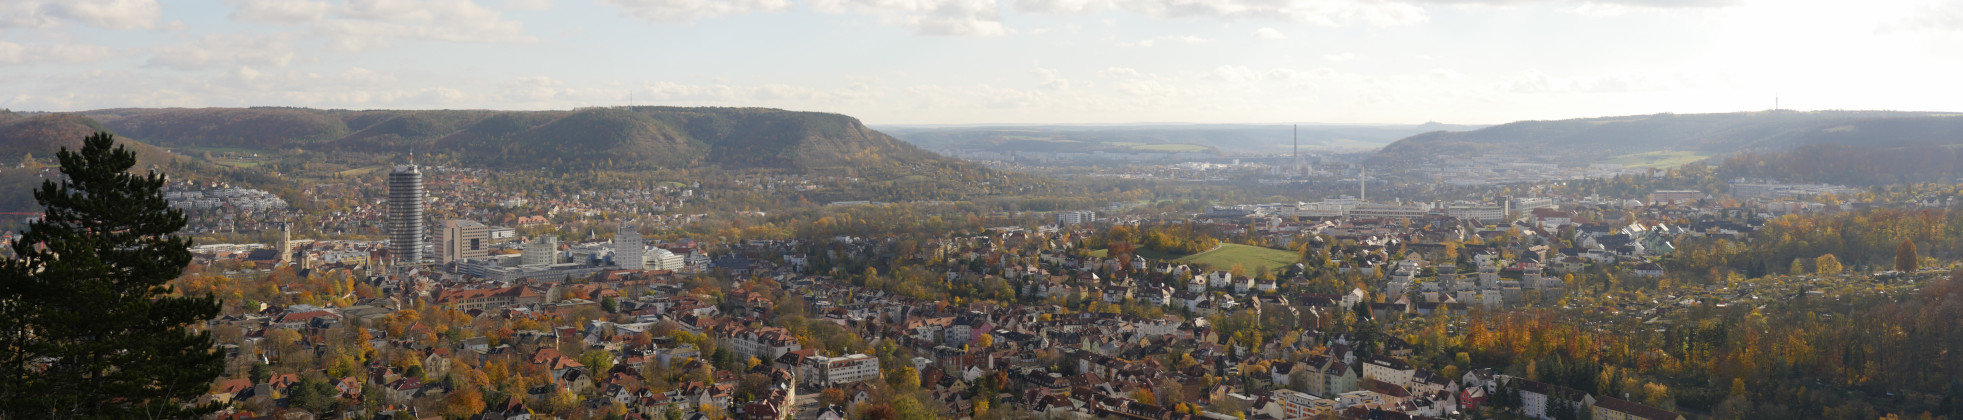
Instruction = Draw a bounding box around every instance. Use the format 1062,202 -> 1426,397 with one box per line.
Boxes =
3,0 -> 1963,124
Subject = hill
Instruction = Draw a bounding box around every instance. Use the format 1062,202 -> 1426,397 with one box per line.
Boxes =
0,111 -> 193,212
879,122 -> 1480,156
1368,110 -> 1963,166
83,107 -> 959,172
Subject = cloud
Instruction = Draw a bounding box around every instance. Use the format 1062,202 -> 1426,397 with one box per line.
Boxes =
1890,2 -> 1963,34
597,0 -> 793,22
0,0 -> 163,29
1122,34 -> 1207,46
228,0 -> 333,23
1502,70 -> 1684,93
1206,65 -> 1260,83
812,0 -> 1006,36
316,0 -> 537,51
145,33 -> 301,70
1408,0 -> 1737,6
1254,27 -> 1286,39
1097,67 -> 1142,78
504,0 -> 555,10
1033,66 -> 1070,90
1322,52 -> 1356,61
0,41 -> 117,65
1117,0 -> 1427,26
222,0 -> 537,51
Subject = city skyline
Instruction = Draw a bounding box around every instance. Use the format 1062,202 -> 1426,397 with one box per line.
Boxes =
4,0 -> 1963,124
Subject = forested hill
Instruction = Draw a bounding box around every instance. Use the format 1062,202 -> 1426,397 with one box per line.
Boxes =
80,107 -> 957,173
1368,110 -> 1963,165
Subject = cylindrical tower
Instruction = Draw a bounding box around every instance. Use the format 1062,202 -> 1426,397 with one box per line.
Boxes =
388,164 -> 424,265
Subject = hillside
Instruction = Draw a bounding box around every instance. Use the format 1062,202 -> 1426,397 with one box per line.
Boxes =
1368,110 -> 1963,165
0,111 -> 193,212
83,107 -> 958,172
879,122 -> 1478,155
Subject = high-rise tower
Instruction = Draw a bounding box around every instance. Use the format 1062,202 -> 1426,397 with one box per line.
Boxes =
616,222 -> 643,270
388,162 -> 425,265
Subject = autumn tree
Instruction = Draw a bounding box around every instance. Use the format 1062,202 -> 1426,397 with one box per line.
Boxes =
1895,238 -> 1919,271
0,132 -> 224,418
1814,254 -> 1843,276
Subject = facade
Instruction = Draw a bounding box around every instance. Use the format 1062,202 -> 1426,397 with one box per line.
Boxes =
806,354 -> 880,386
387,164 -> 425,264
522,235 -> 560,267
1054,210 -> 1095,225
616,223 -> 644,270
1645,190 -> 1707,204
1272,389 -> 1331,419
1589,396 -> 1684,420
434,220 -> 490,264
646,248 -> 687,271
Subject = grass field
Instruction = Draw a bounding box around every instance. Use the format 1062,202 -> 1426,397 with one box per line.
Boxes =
1603,151 -> 1710,169
337,166 -> 385,176
1174,244 -> 1299,273
1094,243 -> 1300,273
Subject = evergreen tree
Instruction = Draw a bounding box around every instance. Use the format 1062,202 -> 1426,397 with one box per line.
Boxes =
1896,238 -> 1919,272
0,132 -> 223,418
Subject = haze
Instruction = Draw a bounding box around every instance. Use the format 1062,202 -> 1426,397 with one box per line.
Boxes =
3,0 -> 1961,124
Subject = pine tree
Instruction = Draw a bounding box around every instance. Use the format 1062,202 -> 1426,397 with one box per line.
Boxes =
0,132 -> 223,418
1896,238 -> 1920,272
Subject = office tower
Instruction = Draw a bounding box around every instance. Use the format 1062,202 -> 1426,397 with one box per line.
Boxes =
616,223 -> 644,270
388,163 -> 424,265
522,235 -> 559,267
435,220 -> 490,264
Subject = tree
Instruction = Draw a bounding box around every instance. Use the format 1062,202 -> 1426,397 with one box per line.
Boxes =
0,132 -> 223,418
1814,254 -> 1843,276
582,349 -> 616,374
977,333 -> 995,348
445,387 -> 487,419
1896,238 -> 1919,272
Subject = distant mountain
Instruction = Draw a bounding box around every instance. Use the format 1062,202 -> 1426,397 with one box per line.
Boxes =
0,111 -> 183,165
1369,110 -> 1963,165
83,107 -> 957,172
877,123 -> 1480,155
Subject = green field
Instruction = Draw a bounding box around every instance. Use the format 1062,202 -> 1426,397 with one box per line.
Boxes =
1132,143 -> 1208,152
1603,150 -> 1710,169
1174,244 -> 1299,273
1094,243 -> 1299,273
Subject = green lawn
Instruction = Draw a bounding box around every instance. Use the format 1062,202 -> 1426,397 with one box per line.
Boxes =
1089,248 -> 1186,260
1602,151 -> 1710,169
1173,244 -> 1300,273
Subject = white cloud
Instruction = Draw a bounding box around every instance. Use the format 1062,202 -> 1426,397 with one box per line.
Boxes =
0,0 -> 163,29
1206,64 -> 1259,83
0,41 -> 117,65
1322,52 -> 1356,61
46,0 -> 164,29
812,0 -> 1006,36
1097,67 -> 1142,78
316,0 -> 537,51
504,0 -> 555,10
221,0 -> 536,51
1254,27 -> 1286,39
145,33 -> 300,70
1033,66 -> 1071,90
597,0 -> 792,22
228,0 -> 333,23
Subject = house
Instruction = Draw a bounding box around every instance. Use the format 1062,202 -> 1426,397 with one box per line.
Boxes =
1590,396 -> 1684,420
1514,379 -> 1594,420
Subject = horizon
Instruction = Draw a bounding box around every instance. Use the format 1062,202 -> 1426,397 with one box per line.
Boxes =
5,0 -> 1962,125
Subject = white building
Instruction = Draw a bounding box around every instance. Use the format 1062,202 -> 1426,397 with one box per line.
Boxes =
806,354 -> 880,386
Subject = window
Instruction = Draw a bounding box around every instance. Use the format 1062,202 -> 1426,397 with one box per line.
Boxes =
470,238 -> 481,250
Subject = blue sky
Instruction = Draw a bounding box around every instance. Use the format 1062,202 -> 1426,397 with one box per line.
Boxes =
3,0 -> 1962,124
